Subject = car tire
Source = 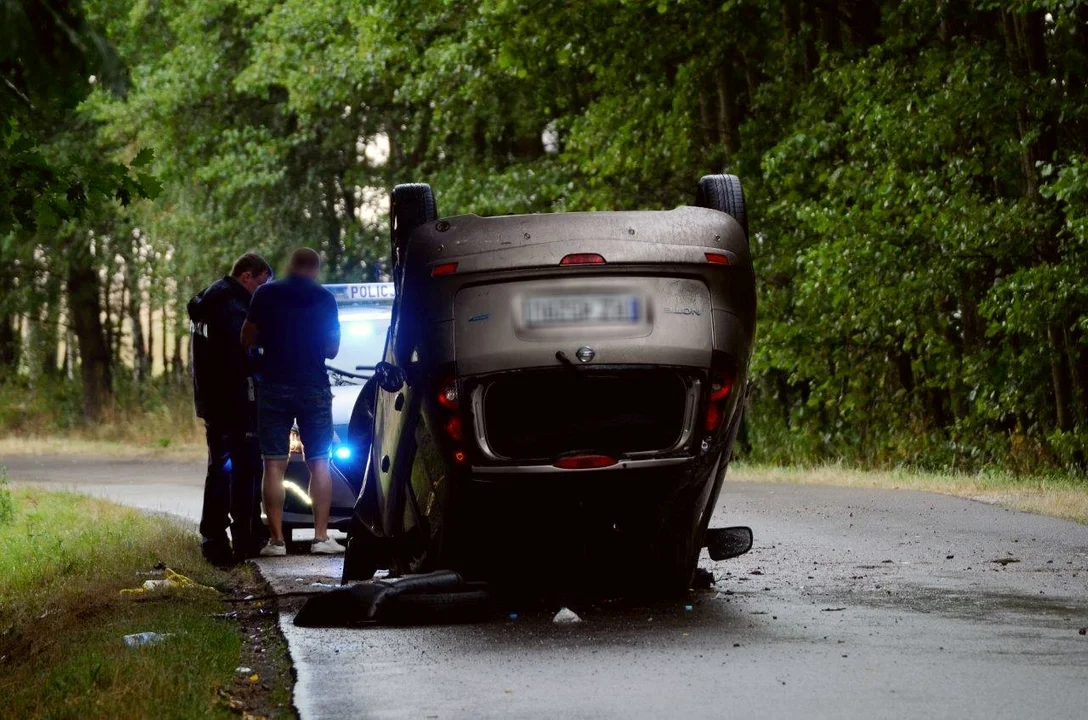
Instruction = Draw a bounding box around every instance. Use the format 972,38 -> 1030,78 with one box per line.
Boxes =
695,174 -> 747,238
390,183 -> 438,272
342,523 -> 380,583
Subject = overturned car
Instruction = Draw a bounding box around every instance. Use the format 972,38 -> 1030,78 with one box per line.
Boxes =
342,176 -> 756,594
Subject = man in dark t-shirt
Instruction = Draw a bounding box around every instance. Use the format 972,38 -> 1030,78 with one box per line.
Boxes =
242,247 -> 344,556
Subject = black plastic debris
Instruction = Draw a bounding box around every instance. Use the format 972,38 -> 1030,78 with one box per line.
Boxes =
293,570 -> 492,627
691,567 -> 715,590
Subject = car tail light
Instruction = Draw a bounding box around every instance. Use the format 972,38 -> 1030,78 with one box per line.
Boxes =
553,454 -> 618,470
560,253 -> 606,266
705,252 -> 730,265
438,376 -> 459,410
436,371 -> 466,461
704,353 -> 737,433
431,262 -> 458,277
445,416 -> 463,441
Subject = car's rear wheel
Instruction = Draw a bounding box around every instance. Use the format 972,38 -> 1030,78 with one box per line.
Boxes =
695,174 -> 747,238
390,183 -> 438,275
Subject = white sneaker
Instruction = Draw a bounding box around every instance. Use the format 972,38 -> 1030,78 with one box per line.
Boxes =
311,537 -> 346,555
259,541 -> 287,557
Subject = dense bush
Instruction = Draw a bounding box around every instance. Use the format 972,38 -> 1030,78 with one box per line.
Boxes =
4,0 -> 1087,473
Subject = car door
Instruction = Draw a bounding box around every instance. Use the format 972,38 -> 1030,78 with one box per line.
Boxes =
370,309 -> 422,537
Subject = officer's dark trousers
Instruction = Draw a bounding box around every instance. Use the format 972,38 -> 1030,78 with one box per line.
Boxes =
200,424 -> 265,560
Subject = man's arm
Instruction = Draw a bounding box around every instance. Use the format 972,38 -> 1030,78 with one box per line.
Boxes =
324,325 -> 340,359
242,285 -> 265,351
241,319 -> 259,351
323,292 -> 340,359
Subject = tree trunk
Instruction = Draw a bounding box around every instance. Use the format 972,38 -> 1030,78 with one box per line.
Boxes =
161,298 -> 169,377
698,89 -> 717,153
323,173 -> 344,276
817,0 -> 843,52
847,0 -> 881,48
1066,326 -> 1087,427
101,264 -> 115,368
29,271 -> 62,378
67,256 -> 113,421
146,282 -> 154,378
0,266 -> 19,376
801,0 -> 820,77
0,315 -> 17,377
716,62 -> 741,164
122,243 -> 149,382
1048,325 -> 1074,432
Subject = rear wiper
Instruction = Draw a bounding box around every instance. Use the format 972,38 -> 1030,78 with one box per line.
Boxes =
555,350 -> 576,370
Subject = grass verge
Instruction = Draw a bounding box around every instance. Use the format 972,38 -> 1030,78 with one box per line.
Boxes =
0,436 -> 204,461
730,463 -> 1088,525
0,483 -> 293,719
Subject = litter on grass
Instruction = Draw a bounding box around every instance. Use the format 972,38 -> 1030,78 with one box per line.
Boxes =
121,568 -> 215,596
553,607 -> 582,624
123,632 -> 172,647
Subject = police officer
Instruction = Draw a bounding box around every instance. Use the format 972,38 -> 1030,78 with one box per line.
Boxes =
188,253 -> 273,564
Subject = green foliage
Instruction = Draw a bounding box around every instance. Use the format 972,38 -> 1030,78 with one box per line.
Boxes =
0,376 -> 202,448
0,467 -> 14,526
6,0 -> 1088,473
0,0 -> 159,233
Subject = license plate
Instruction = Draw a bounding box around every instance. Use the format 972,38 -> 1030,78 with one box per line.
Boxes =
524,295 -> 641,327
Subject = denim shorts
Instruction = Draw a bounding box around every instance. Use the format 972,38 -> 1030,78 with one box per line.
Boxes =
257,382 -> 333,461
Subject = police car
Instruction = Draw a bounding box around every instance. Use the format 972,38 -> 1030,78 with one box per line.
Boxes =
278,282 -> 394,540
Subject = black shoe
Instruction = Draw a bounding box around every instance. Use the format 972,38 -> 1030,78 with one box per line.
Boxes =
201,537 -> 235,566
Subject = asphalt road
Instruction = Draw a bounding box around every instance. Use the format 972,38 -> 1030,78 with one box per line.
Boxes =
6,455 -> 1088,719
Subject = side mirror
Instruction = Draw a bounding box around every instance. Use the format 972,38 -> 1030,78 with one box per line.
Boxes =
374,361 -> 405,393
705,526 -> 753,561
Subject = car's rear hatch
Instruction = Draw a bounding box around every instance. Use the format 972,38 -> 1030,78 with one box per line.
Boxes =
399,207 -> 755,464
468,367 -> 700,463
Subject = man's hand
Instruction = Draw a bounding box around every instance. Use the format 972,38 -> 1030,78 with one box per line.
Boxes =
241,319 -> 259,350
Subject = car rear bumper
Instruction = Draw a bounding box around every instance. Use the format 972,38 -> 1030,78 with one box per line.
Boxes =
470,454 -> 692,477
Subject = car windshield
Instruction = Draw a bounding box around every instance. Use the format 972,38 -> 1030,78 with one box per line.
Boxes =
324,284 -> 394,386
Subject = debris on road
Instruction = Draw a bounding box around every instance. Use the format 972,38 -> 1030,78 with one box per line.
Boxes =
1079,627 -> 1087,636
123,632 -> 172,647
691,567 -> 715,589
821,607 -> 847,612
235,666 -> 253,674
553,607 -> 582,624
990,558 -> 1020,566
294,570 -> 491,627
